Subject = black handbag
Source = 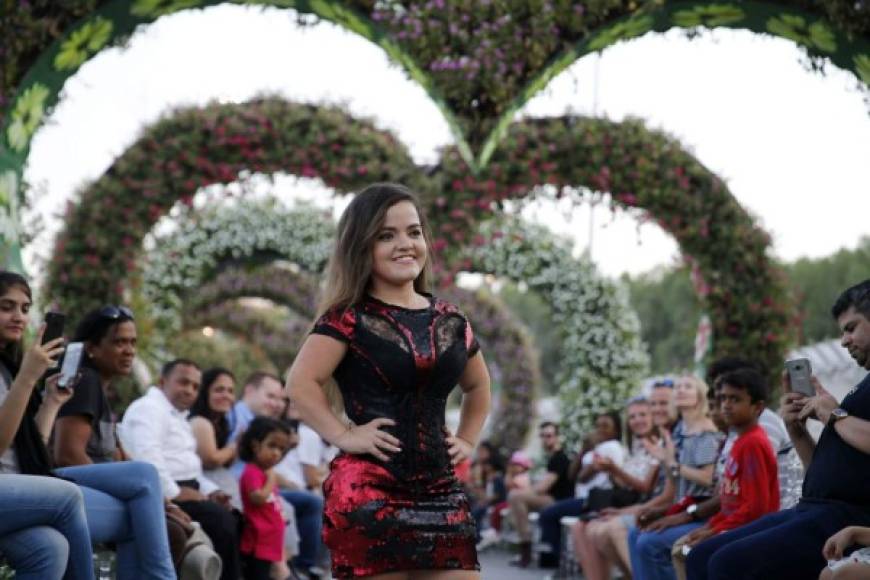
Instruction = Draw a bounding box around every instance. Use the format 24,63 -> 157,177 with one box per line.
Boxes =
585,486 -> 641,512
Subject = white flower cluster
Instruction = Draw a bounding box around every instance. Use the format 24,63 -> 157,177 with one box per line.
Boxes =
469,219 -> 650,448
142,200 -> 334,335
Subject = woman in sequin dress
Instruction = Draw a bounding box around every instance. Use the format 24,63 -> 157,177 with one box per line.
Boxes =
287,183 -> 491,579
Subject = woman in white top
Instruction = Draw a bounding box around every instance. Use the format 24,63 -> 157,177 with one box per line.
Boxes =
189,367 -> 240,507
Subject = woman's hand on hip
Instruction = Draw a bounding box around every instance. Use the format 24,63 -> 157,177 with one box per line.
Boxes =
446,434 -> 474,466
336,418 -> 401,461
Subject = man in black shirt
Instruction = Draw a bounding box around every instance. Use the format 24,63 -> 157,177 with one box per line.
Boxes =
507,421 -> 572,567
685,279 -> 870,580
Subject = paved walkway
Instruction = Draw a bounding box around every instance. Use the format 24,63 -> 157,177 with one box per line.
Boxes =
479,549 -> 561,580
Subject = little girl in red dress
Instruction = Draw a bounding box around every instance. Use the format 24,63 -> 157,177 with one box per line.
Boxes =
238,417 -> 293,580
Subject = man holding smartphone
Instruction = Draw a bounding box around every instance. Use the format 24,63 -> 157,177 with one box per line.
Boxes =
684,279 -> 870,580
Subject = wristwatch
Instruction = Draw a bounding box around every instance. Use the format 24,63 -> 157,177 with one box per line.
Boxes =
827,407 -> 849,428
669,463 -> 680,479
686,503 -> 700,522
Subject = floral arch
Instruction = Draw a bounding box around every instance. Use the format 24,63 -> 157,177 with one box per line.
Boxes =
43,96 -> 794,406
3,0 -> 869,269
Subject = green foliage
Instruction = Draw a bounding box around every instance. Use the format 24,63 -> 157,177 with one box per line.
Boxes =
622,266 -> 700,374
787,237 -> 870,343
619,239 -> 870,374
496,282 -> 562,395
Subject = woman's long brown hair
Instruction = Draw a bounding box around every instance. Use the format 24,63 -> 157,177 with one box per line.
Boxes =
317,182 -> 434,317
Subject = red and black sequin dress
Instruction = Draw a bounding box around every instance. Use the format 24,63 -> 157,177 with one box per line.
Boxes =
313,294 -> 481,578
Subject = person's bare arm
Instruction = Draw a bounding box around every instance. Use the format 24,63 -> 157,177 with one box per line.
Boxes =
447,353 -> 491,465
534,472 -> 558,495
53,415 -> 94,466
0,331 -> 64,454
34,375 -> 71,444
608,460 -> 659,494
302,463 -> 326,490
674,463 -> 715,488
190,417 -> 236,469
780,373 -> 816,468
287,335 -> 401,459
248,470 -> 278,506
797,376 -> 870,455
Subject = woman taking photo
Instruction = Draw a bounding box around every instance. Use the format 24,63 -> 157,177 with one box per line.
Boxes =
0,271 -> 94,579
4,291 -> 176,580
288,183 -> 491,579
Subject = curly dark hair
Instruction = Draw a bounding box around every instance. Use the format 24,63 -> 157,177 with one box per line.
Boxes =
238,416 -> 291,463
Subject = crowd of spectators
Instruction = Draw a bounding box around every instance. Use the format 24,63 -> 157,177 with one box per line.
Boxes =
465,279 -> 870,580
0,270 -> 333,580
1,275 -> 869,580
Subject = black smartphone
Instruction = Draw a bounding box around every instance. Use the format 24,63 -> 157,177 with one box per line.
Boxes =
42,312 -> 66,344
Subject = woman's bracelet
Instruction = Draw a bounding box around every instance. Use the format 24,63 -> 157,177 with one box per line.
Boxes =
456,435 -> 476,447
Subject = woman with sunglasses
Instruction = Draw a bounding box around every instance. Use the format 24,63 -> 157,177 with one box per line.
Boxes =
42,304 -> 175,578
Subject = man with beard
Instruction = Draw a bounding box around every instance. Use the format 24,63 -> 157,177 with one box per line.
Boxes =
683,279 -> 870,580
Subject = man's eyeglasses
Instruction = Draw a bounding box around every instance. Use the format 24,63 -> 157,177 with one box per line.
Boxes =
99,305 -> 134,321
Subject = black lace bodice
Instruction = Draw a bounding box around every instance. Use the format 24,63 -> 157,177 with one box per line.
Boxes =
312,295 -> 480,483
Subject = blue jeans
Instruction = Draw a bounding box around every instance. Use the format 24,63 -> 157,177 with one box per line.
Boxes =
55,461 -> 176,580
685,502 -> 870,580
280,489 -> 324,569
539,498 -> 586,557
629,520 -> 703,580
0,474 -> 94,580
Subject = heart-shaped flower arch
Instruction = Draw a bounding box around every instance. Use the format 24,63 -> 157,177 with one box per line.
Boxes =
2,0 -> 869,269
42,96 -> 794,402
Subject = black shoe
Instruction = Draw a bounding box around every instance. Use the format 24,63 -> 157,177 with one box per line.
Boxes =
509,542 -> 532,568
538,551 -> 559,569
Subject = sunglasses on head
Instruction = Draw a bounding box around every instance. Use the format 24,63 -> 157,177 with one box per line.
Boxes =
99,305 -> 134,321
653,378 -> 674,389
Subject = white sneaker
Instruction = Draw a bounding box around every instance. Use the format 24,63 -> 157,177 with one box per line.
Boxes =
476,528 -> 501,551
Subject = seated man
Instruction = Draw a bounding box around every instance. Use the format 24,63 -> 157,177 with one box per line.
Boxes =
507,421 -> 573,567
681,279 -> 870,580
120,359 -> 240,580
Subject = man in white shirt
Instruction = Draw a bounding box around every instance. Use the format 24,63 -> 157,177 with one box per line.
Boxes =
119,359 -> 240,580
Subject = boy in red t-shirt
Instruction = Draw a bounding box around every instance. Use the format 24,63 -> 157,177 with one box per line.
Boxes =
681,368 -> 780,579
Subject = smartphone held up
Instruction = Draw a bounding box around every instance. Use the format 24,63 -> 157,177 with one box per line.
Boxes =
57,342 -> 84,391
42,312 -> 66,345
785,358 -> 815,397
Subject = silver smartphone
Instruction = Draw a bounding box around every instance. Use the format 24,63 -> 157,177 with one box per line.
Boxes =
784,358 -> 814,397
57,342 -> 84,390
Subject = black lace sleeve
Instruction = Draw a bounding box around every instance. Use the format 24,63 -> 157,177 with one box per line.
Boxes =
311,306 -> 356,344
